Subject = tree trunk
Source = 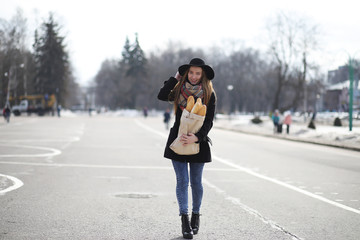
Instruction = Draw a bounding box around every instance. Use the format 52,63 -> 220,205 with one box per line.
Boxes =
273,66 -> 285,110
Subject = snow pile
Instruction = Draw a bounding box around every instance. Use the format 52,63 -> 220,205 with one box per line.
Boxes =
214,113 -> 360,151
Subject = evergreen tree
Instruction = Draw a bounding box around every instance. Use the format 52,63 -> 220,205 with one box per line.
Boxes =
127,33 -> 147,77
124,33 -> 147,108
33,13 -> 69,106
121,36 -> 131,65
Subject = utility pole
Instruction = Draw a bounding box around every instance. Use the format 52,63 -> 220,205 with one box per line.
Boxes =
6,66 -> 14,105
304,81 -> 307,123
21,60 -> 27,97
303,52 -> 307,123
348,57 -> 354,131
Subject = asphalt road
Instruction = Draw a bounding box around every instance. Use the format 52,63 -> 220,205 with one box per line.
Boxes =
0,115 -> 359,240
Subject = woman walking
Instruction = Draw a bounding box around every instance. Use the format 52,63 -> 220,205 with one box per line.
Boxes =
283,111 -> 292,134
157,58 -> 216,239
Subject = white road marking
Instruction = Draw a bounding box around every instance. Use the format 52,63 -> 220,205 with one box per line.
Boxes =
134,119 -> 168,138
61,141 -> 74,150
0,144 -> 61,158
0,161 -> 240,172
0,173 -> 24,194
0,156 -> 298,238
213,154 -> 360,215
0,137 -> 80,143
0,161 -> 172,169
135,119 -> 360,215
95,176 -> 130,179
203,178 -> 301,240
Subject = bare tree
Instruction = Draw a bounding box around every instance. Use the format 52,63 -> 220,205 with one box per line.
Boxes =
266,12 -> 320,111
0,8 -> 30,106
266,12 -> 298,110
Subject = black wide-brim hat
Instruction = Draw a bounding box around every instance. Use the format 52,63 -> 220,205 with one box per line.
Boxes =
178,58 -> 215,80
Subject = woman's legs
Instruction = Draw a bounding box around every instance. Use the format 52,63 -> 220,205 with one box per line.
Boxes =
189,162 -> 204,235
172,160 -> 189,215
172,161 -> 205,215
189,162 -> 205,214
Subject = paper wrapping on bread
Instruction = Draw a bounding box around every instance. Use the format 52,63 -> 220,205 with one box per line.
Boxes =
170,97 -> 207,155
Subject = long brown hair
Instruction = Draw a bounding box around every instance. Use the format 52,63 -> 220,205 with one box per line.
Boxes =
169,68 -> 215,114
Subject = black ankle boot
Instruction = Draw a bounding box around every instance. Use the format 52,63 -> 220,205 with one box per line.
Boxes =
191,212 -> 200,235
181,214 -> 193,239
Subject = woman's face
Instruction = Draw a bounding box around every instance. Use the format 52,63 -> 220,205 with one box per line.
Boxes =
187,66 -> 203,85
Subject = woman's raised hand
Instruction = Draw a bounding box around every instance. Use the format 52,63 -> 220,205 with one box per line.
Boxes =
175,71 -> 182,81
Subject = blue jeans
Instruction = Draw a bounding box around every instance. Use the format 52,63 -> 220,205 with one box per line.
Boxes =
172,160 -> 205,215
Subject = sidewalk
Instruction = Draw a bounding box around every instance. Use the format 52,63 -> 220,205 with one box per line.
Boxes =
213,115 -> 360,152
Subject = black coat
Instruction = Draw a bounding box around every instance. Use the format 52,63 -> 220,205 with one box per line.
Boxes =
157,77 -> 216,163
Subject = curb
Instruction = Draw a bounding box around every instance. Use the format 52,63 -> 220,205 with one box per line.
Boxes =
214,126 -> 360,152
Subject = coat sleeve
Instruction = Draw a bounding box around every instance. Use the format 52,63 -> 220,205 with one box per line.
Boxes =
157,77 -> 178,101
195,92 -> 216,143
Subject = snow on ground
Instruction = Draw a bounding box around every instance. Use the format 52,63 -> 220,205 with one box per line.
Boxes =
214,114 -> 360,151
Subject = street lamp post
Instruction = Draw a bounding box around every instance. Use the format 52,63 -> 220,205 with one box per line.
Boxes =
304,79 -> 307,123
5,66 -> 14,105
4,72 -> 10,105
341,50 -> 359,132
227,85 -> 234,119
20,63 -> 26,96
348,57 -> 354,131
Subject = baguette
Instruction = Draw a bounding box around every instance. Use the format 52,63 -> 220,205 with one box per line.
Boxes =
198,105 -> 207,116
191,98 -> 202,114
186,96 -> 195,112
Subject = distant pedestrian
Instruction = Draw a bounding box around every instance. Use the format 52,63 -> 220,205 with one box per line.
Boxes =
3,103 -> 11,123
164,108 -> 171,129
272,110 -> 280,133
308,110 -> 316,129
283,111 -> 292,134
157,58 -> 216,239
57,105 -> 61,117
143,106 -> 148,118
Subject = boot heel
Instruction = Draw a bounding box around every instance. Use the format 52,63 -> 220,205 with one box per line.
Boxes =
191,212 -> 200,235
181,214 -> 193,239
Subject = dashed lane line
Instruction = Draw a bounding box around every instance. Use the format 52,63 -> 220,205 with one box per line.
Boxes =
212,154 -> 360,215
203,178 -> 301,240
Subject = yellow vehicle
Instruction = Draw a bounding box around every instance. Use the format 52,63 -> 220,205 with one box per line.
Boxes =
10,94 -> 57,116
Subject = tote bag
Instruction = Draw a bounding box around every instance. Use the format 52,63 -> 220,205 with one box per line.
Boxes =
170,109 -> 205,155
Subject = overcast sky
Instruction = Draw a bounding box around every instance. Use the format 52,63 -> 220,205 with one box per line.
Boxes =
1,0 -> 359,85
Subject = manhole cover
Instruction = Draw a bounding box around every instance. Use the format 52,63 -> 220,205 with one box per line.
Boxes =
113,193 -> 156,199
